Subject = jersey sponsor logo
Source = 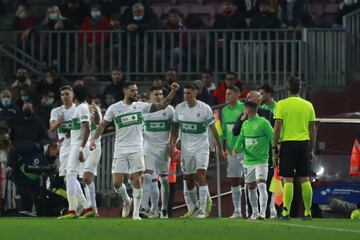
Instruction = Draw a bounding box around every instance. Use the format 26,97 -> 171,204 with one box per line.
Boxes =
245,138 -> 258,147
179,121 -> 207,134
144,119 -> 171,132
226,123 -> 235,132
114,112 -> 142,129
81,115 -> 89,120
58,120 -> 73,133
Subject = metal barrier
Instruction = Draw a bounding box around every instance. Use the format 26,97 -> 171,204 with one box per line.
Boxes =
230,40 -> 304,87
343,8 -> 360,71
12,29 -> 301,79
303,29 -> 347,88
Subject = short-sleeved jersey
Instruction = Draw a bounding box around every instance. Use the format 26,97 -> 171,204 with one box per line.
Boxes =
174,101 -> 215,156
50,104 -> 75,150
89,105 -> 103,146
235,115 -> 274,166
71,102 -> 91,145
274,96 -> 316,141
221,101 -> 244,152
103,101 -> 152,154
143,105 -> 175,149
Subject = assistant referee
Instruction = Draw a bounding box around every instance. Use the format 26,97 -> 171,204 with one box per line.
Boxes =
273,77 -> 316,220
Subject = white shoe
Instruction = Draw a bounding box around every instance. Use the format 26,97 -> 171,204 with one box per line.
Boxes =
258,213 -> 266,220
248,213 -> 259,221
228,212 -> 242,219
270,209 -> 278,219
132,215 -> 142,220
148,211 -> 159,219
160,209 -> 168,219
195,211 -> 206,219
191,208 -> 200,218
122,198 -> 132,218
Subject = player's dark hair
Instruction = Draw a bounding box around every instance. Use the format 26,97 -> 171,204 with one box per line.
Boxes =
201,69 -> 213,77
59,85 -> 73,92
73,85 -> 88,102
184,82 -> 199,90
122,81 -> 136,90
260,84 -> 274,96
287,76 -> 301,95
150,86 -> 163,92
226,85 -> 241,93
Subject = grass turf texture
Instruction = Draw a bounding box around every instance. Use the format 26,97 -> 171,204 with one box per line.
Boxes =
0,218 -> 359,240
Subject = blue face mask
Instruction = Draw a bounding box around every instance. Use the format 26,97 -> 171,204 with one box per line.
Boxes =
21,95 -> 30,102
91,11 -> 101,19
48,13 -> 59,21
133,15 -> 143,21
1,98 -> 12,107
46,98 -> 54,106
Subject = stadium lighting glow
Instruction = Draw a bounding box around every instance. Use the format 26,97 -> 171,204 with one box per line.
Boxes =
316,166 -> 325,176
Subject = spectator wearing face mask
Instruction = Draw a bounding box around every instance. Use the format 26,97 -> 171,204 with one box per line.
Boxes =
278,0 -> 315,29
12,102 -> 49,146
15,86 -> 33,109
36,68 -> 64,105
13,2 -> 39,41
333,0 -> 360,27
122,2 -> 159,33
0,90 -> 22,138
11,67 -> 33,102
37,91 -> 56,129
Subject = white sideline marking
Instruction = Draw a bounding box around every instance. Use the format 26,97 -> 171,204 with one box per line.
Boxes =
261,221 -> 360,234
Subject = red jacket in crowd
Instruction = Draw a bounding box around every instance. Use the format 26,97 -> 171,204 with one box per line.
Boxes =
79,16 -> 111,45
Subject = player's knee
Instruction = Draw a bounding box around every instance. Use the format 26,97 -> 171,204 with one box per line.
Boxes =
247,182 -> 257,190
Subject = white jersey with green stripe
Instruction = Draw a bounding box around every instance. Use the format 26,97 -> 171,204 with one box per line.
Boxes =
143,105 -> 175,150
89,105 -> 102,146
174,101 -> 215,156
103,101 -> 152,154
71,102 -> 91,146
50,104 -> 75,150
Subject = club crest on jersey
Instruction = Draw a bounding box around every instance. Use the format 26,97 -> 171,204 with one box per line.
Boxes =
197,113 -> 200,117
163,112 -> 167,116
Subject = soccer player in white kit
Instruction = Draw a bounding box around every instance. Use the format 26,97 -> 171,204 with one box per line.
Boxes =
81,101 -> 102,216
58,85 -> 94,219
169,82 -> 225,218
142,87 -> 175,218
49,85 -> 75,178
89,81 -> 179,220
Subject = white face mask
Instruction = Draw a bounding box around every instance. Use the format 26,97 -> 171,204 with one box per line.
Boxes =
18,11 -> 28,19
344,0 -> 353,6
48,13 -> 59,21
133,15 -> 143,21
91,10 -> 101,19
0,150 -> 7,163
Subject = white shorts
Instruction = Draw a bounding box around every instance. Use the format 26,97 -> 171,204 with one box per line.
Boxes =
112,150 -> 145,174
144,148 -> 169,175
80,146 -> 101,176
67,145 -> 89,174
244,164 -> 269,183
58,148 -> 70,177
227,153 -> 244,178
182,154 -> 209,175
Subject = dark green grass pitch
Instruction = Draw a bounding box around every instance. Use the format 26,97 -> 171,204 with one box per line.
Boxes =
0,218 -> 359,240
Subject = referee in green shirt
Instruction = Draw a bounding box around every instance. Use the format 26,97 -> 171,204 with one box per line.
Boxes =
273,77 -> 316,220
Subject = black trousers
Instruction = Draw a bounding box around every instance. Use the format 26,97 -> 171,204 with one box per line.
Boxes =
167,183 -> 176,218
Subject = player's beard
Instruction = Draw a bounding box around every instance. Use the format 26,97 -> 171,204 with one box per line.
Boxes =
128,95 -> 138,103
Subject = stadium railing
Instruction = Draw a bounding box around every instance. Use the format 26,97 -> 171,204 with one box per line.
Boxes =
343,8 -> 360,72
8,28 -> 346,88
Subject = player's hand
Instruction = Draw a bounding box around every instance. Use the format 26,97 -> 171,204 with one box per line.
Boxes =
241,111 -> 249,121
89,140 -> 96,151
79,151 -> 85,162
170,82 -> 180,93
218,148 -> 225,161
5,166 -> 13,176
309,150 -> 315,161
58,113 -> 65,124
57,137 -> 65,146
232,149 -> 237,157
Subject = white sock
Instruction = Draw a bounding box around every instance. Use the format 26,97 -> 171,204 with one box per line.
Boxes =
85,182 -> 97,211
141,173 -> 152,210
270,194 -> 276,212
258,182 -> 268,216
248,187 -> 259,214
231,186 -> 242,213
242,186 -> 249,217
150,181 -> 159,214
183,181 -> 194,211
114,183 -> 130,204
160,176 -> 170,211
75,180 -> 91,209
189,187 -> 199,209
199,185 -> 208,213
65,173 -> 79,211
133,188 -> 143,217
